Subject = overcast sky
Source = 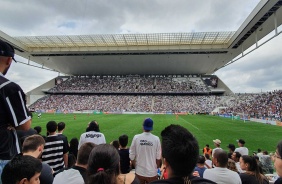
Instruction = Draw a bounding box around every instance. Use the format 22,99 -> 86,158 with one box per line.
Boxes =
1,0 -> 281,93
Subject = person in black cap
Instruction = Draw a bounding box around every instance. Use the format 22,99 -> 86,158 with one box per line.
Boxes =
227,144 -> 236,159
235,139 -> 249,156
129,118 -> 161,183
0,40 -> 31,183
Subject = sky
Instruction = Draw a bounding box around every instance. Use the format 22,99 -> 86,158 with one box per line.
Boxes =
0,0 -> 281,93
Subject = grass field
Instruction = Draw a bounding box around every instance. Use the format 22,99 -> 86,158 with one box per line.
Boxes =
32,113 -> 282,154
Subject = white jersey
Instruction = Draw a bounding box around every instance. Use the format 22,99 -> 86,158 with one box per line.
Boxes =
53,168 -> 84,184
203,167 -> 242,184
78,131 -> 106,149
234,147 -> 249,156
129,132 -> 161,177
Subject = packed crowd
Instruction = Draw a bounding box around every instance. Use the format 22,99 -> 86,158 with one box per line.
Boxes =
48,76 -> 210,93
2,118 -> 282,184
29,95 -> 228,113
226,90 -> 282,121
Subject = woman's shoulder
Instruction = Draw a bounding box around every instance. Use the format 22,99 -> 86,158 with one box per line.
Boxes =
117,172 -> 140,184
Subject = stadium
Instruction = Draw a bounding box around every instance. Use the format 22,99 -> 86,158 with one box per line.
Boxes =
1,1 -> 282,183
1,0 -> 282,153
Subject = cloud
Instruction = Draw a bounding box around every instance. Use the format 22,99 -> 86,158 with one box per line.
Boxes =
1,0 -> 281,94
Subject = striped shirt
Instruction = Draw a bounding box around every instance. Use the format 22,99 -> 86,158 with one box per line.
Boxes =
42,134 -> 69,173
0,73 -> 31,160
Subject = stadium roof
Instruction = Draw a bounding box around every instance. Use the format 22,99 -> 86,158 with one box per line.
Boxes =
14,32 -> 234,48
0,0 -> 282,76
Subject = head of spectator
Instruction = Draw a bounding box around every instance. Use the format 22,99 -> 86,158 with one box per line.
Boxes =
22,134 -> 45,159
0,40 -> 17,75
197,155 -> 206,166
57,122 -> 66,133
227,159 -> 238,173
262,150 -> 268,155
1,155 -> 42,184
239,155 -> 266,182
87,144 -> 120,184
46,121 -> 57,135
118,134 -> 128,148
77,142 -> 96,168
227,144 -> 235,152
69,137 -> 79,158
213,150 -> 228,168
34,126 -> 42,134
237,139 -> 245,147
160,124 -> 199,180
143,118 -> 153,132
257,148 -> 262,153
231,151 -> 241,162
213,139 -> 221,148
110,140 -> 119,150
86,121 -> 100,132
274,140 -> 282,177
204,153 -> 211,160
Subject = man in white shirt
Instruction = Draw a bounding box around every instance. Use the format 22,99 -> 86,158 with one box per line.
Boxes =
129,118 -> 161,184
203,150 -> 242,184
234,139 -> 249,156
53,142 -> 95,184
78,121 -> 106,149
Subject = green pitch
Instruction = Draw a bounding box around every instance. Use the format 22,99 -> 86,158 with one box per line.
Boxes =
32,113 -> 282,154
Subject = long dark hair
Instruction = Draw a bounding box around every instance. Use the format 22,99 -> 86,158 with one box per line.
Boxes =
277,140 -> 282,158
87,144 -> 120,184
241,155 -> 267,184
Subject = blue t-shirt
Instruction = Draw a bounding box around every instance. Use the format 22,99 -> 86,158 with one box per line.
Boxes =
194,166 -> 206,178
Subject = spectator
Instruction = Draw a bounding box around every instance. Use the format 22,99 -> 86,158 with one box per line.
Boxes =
212,139 -> 222,158
78,121 -> 106,149
53,142 -> 96,184
69,137 -> 79,159
118,134 -> 131,174
257,148 -> 263,157
260,150 -> 274,174
203,149 -> 241,184
227,144 -> 236,159
22,134 -> 54,184
150,124 -> 215,184
57,122 -> 69,153
239,155 -> 268,184
204,154 -> 212,169
274,140 -> 282,184
16,111 -> 37,146
194,155 -> 206,178
227,159 -> 238,173
232,151 -> 244,173
34,126 -> 42,135
0,40 -> 31,182
235,139 -> 249,156
111,140 -> 120,150
41,121 -> 68,173
1,155 -> 42,184
129,118 -> 161,183
87,144 -> 140,184
203,144 -> 212,157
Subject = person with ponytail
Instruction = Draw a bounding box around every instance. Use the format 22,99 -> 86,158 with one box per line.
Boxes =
87,144 -> 140,184
239,155 -> 269,184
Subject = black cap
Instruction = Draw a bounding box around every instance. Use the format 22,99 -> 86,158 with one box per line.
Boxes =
0,40 -> 17,62
227,144 -> 235,149
237,139 -> 245,145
